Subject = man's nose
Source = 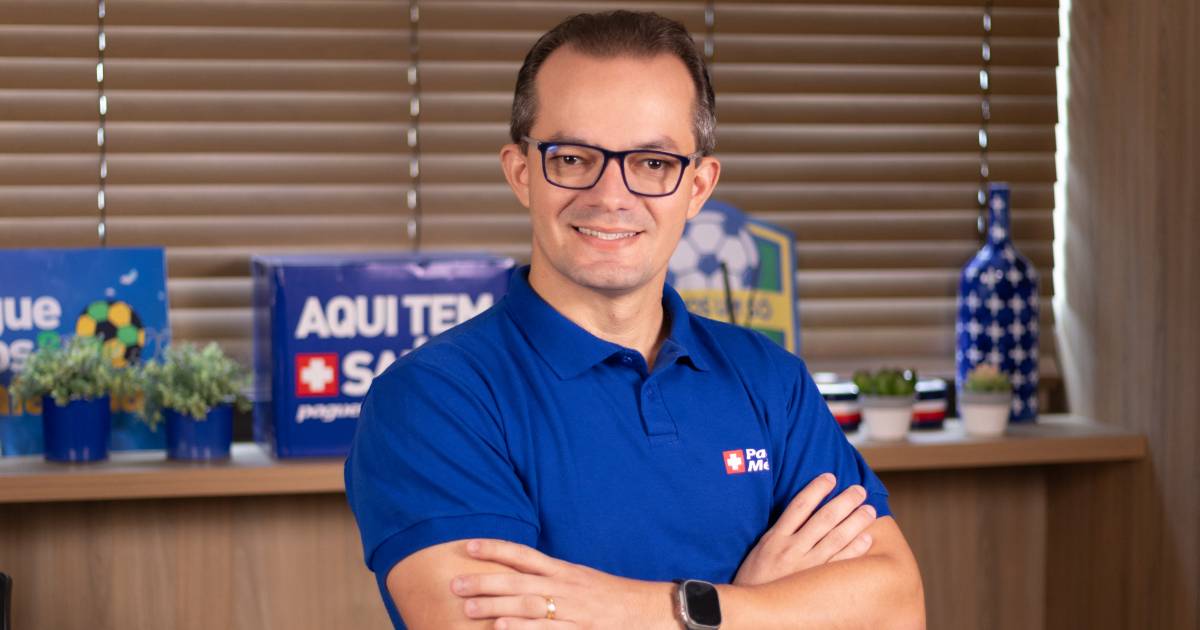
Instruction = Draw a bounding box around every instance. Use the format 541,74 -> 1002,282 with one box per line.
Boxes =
589,155 -> 638,207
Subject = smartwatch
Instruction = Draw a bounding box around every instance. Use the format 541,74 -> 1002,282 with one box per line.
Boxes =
674,579 -> 722,629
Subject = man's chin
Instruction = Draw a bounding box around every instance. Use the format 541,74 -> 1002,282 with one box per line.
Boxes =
565,264 -> 657,295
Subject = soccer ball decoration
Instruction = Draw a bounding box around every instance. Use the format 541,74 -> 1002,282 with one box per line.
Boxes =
667,207 -> 759,291
956,184 -> 1039,422
75,299 -> 146,368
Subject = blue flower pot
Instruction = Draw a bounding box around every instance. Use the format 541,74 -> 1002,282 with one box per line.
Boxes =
42,396 -> 112,463
164,404 -> 233,461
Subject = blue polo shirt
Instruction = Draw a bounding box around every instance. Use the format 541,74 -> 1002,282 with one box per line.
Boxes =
345,266 -> 890,629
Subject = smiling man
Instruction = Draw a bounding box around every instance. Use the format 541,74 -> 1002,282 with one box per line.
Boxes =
346,11 -> 924,630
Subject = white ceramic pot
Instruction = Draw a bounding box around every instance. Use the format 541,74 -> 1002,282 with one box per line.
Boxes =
859,395 -> 914,441
959,391 -> 1013,437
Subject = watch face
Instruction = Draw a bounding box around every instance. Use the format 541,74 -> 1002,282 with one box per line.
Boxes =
684,580 -> 722,626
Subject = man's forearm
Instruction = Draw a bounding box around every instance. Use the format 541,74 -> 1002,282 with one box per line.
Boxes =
715,552 -> 924,630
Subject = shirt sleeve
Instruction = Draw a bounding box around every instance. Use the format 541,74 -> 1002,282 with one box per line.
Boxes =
768,355 -> 892,522
344,355 -> 540,596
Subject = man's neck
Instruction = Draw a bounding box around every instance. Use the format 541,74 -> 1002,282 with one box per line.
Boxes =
528,263 -> 668,370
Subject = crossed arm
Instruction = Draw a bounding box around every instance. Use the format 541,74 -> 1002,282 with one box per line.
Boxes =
385,475 -> 925,629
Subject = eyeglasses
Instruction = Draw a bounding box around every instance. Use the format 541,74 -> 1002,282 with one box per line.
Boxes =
523,136 -> 703,198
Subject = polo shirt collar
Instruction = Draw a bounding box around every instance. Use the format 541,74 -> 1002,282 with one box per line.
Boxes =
503,266 -> 710,380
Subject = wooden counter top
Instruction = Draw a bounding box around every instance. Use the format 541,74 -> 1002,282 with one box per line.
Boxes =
0,414 -> 1145,504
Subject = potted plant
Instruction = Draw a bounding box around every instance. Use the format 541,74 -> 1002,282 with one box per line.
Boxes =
139,342 -> 251,461
958,364 -> 1013,437
852,367 -> 918,441
10,336 -> 134,462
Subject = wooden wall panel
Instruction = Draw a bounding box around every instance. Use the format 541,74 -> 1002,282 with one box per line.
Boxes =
1057,0 -> 1200,628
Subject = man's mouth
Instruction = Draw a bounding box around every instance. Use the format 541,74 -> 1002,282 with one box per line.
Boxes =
573,225 -> 642,241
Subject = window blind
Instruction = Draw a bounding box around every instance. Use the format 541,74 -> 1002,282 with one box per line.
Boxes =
0,0 -> 1059,388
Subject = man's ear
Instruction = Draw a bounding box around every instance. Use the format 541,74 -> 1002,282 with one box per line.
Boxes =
686,155 -> 721,220
500,143 -> 532,209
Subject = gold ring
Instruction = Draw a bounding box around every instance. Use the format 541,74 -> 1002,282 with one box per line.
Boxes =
544,595 -> 557,620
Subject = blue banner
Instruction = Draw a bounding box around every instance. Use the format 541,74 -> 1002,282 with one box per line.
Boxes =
252,253 -> 514,458
0,247 -> 169,456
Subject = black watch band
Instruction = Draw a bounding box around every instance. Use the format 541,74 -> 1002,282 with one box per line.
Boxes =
674,579 -> 722,630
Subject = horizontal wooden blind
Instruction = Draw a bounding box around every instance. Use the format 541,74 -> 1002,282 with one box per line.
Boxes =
0,0 -> 1060,383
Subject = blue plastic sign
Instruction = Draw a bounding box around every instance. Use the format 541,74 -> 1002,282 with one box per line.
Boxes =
0,247 -> 169,456
252,253 -> 514,458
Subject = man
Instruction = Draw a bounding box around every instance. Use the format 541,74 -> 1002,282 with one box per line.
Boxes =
346,11 -> 924,629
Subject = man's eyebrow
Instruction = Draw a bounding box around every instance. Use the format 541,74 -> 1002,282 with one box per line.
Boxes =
542,133 -> 683,152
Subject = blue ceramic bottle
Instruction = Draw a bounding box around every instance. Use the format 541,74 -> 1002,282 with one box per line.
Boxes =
956,184 -> 1040,422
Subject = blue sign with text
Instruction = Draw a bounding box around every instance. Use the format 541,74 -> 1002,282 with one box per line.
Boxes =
252,253 -> 514,458
0,247 -> 169,456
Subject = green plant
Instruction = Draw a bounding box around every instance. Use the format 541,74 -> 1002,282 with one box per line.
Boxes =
139,342 -> 251,426
852,367 -> 919,397
10,336 -> 135,407
962,364 -> 1012,394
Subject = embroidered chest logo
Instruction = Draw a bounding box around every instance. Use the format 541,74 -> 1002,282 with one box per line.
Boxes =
723,448 -> 770,474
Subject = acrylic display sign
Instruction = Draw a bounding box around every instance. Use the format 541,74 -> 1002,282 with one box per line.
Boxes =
667,200 -> 801,353
0,247 -> 169,456
251,253 -> 515,458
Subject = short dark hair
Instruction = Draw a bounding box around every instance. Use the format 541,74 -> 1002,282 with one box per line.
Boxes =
510,10 -> 717,156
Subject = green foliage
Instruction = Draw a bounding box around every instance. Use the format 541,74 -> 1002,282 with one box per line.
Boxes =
10,336 -> 135,407
963,363 -> 1012,394
852,367 -> 919,397
139,342 -> 251,425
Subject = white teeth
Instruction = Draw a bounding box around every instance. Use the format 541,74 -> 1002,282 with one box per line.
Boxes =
575,226 -> 637,241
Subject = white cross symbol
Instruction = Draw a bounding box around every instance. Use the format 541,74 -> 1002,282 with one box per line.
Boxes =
991,195 -> 1006,212
1010,295 -> 1026,315
1002,247 -> 1016,262
967,347 -> 984,363
986,294 -> 1004,315
981,270 -> 1001,290
300,358 -> 335,393
726,451 -> 744,472
1006,267 -> 1023,285
990,225 -> 1008,242
1029,320 -> 1039,335
1009,320 -> 1026,338
1011,372 -> 1026,387
966,292 -> 982,311
1029,293 -> 1039,308
968,319 -> 984,339
987,349 -> 1003,366
987,322 -> 1004,342
1012,397 -> 1024,414
1010,346 -> 1027,364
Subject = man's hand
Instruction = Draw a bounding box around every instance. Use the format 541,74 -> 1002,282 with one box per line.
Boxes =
733,473 -> 878,586
451,539 -> 675,630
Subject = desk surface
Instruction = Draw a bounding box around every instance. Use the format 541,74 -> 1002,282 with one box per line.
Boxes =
0,414 -> 1145,504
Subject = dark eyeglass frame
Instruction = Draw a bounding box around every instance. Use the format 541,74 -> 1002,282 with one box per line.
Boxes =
522,135 -> 704,198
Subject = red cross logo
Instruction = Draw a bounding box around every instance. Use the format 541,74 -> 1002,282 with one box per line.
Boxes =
723,449 -> 745,475
296,353 -> 339,397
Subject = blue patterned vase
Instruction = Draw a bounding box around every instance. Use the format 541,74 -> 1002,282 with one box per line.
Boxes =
956,184 -> 1040,422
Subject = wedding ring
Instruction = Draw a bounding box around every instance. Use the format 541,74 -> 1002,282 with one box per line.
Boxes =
543,595 -> 557,620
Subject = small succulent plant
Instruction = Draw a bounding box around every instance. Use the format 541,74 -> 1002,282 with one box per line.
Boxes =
962,363 -> 1012,394
10,335 -> 135,407
853,367 -> 919,397
139,342 -> 251,427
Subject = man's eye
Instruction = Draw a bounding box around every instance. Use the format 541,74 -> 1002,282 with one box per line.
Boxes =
553,155 -> 587,167
643,159 -> 665,170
